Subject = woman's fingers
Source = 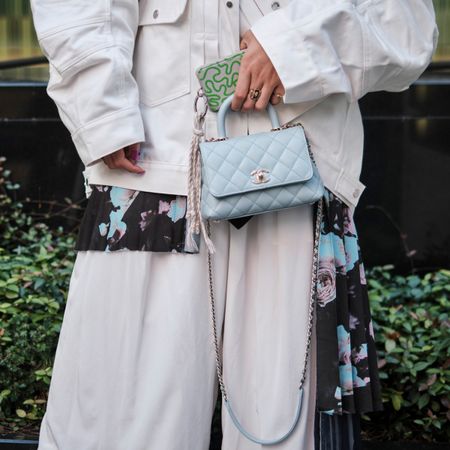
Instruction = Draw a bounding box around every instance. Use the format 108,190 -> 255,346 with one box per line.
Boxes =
102,147 -> 145,174
270,93 -> 282,105
124,143 -> 140,163
232,66 -> 251,111
117,157 -> 146,174
239,36 -> 248,50
270,85 -> 286,105
241,88 -> 260,112
253,85 -> 274,111
233,30 -> 285,112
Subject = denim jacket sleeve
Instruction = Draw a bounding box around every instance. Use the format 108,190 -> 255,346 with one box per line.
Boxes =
250,0 -> 439,104
30,0 -> 145,166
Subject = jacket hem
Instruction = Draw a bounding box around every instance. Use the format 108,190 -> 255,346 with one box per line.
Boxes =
83,152 -> 365,215
84,160 -> 189,196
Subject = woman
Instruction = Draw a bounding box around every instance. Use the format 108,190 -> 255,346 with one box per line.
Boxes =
30,1 -> 438,449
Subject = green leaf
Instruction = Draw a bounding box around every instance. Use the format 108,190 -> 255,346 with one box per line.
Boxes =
392,394 -> 403,411
6,284 -> 19,293
418,393 -> 430,409
0,389 -> 11,400
16,409 -> 26,418
414,361 -> 430,371
385,339 -> 396,353
48,301 -> 60,310
33,278 -> 45,290
369,279 -> 384,290
432,419 -> 442,429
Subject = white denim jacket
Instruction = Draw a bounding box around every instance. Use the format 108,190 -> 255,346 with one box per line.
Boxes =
30,0 -> 438,211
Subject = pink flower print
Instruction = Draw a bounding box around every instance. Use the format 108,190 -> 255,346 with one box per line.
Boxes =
349,314 -> 360,330
139,210 -> 155,231
351,343 -> 368,364
360,263 -> 367,285
339,364 -> 354,396
332,235 -> 347,269
337,325 -> 351,365
352,366 -> 368,388
317,259 -> 336,307
343,208 -> 357,236
158,201 -> 171,214
340,350 -> 351,366
368,320 -> 375,339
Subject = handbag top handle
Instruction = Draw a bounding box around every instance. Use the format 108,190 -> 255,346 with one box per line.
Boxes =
217,93 -> 281,138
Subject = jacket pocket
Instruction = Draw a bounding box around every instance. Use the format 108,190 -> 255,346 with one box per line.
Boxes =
250,0 -> 290,15
133,0 -> 191,107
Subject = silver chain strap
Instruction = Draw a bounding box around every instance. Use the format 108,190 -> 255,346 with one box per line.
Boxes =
206,194 -> 323,411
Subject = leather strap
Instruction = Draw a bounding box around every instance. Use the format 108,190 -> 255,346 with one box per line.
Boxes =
206,197 -> 323,445
217,94 -> 281,137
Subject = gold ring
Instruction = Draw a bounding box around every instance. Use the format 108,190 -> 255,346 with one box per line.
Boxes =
274,93 -> 283,100
249,88 -> 261,101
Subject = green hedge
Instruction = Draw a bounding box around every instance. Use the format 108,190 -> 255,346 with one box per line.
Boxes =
363,265 -> 450,442
0,161 -> 449,441
0,159 -> 76,434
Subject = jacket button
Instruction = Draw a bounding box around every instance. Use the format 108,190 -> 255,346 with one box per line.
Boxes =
271,1 -> 280,9
226,1 -> 233,7
153,9 -> 159,19
353,189 -> 360,198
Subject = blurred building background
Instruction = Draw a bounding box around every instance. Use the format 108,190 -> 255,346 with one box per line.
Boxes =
0,0 -> 449,270
0,0 -> 47,81
434,0 -> 450,59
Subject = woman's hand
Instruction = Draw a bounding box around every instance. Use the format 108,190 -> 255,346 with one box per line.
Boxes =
101,143 -> 145,174
231,30 -> 285,112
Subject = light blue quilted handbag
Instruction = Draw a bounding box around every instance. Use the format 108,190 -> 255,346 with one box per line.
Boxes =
200,94 -> 324,221
186,90 -> 325,446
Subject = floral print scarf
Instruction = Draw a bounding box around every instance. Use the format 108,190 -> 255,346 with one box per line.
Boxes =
316,189 -> 383,415
75,185 -> 383,415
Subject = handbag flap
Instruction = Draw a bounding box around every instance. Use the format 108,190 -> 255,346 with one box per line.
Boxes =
200,125 -> 313,198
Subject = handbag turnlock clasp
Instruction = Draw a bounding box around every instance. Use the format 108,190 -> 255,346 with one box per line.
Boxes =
251,168 -> 270,184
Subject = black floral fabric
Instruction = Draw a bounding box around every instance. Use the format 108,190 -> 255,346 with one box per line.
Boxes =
315,189 -> 383,415
75,184 -> 383,417
75,185 -> 196,252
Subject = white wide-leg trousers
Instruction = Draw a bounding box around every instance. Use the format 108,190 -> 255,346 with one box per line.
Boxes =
38,204 -> 317,450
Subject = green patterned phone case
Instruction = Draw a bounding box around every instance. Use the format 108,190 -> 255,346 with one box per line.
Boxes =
195,50 -> 245,112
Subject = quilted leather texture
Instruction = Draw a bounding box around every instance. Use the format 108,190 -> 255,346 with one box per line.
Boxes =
200,125 -> 324,220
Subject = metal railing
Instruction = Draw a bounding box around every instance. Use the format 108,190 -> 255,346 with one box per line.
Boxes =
0,56 -> 47,70
1,56 -> 448,76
